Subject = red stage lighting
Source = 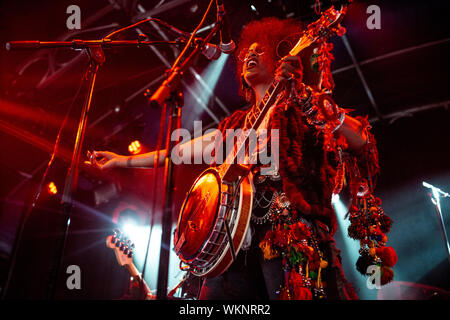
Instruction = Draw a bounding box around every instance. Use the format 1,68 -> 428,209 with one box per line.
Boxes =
128,140 -> 142,155
47,182 -> 58,195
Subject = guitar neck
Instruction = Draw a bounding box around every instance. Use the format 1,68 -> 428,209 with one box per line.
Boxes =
125,263 -> 152,299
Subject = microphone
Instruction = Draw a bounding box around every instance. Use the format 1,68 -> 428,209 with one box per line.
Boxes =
216,0 -> 236,54
173,35 -> 221,60
200,42 -> 221,60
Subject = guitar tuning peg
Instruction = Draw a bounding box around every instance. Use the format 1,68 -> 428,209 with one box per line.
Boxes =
128,244 -> 134,257
113,228 -> 122,240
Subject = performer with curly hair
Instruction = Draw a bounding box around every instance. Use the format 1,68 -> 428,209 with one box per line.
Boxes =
89,16 -> 397,300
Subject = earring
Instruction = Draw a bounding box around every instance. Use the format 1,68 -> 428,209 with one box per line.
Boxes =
241,74 -> 250,90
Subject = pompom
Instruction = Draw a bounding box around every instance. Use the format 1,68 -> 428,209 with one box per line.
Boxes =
259,230 -> 280,260
283,270 -> 313,300
259,239 -> 279,260
289,221 -> 312,241
355,252 -> 375,275
379,215 -> 393,233
273,226 -> 290,248
376,246 -> 398,267
380,266 -> 394,285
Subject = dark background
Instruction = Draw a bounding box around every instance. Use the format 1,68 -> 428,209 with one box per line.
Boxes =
0,0 -> 449,300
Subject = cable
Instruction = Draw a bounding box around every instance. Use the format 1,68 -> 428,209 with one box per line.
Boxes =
103,17 -> 191,40
171,0 -> 215,70
139,94 -> 167,298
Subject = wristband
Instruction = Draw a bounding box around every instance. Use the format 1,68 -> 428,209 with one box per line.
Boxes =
332,109 -> 346,133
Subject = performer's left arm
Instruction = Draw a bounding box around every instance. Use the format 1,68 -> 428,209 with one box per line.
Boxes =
276,55 -> 368,152
334,114 -> 368,151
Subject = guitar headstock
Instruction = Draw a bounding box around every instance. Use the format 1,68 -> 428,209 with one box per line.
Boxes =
106,228 -> 135,267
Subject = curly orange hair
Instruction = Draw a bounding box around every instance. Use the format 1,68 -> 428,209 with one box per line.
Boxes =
235,17 -> 303,102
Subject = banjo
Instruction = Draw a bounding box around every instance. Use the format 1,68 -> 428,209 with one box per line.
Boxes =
174,3 -> 348,278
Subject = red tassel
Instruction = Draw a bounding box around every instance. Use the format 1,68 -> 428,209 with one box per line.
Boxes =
288,270 -> 313,300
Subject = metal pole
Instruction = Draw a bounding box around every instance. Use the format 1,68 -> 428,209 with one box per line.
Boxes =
46,45 -> 104,299
156,94 -> 182,300
423,181 -> 450,263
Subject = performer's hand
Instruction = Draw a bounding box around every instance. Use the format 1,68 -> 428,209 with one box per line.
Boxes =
275,55 -> 302,83
86,150 -> 125,170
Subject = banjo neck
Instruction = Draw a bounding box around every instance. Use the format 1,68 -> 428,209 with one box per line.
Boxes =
219,79 -> 283,182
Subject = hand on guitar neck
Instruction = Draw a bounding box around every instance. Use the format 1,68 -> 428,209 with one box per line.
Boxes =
106,230 -> 155,300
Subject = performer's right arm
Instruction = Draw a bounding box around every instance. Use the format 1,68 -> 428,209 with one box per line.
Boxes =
89,130 -> 217,170
88,149 -> 167,170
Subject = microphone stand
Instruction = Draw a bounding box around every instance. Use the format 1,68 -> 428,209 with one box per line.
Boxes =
46,44 -> 104,299
3,38 -> 179,299
150,21 -> 222,300
423,181 -> 450,263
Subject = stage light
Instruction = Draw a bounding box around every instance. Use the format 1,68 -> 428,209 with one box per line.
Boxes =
47,182 -> 57,195
184,54 -> 229,126
120,218 -> 162,289
128,140 -> 142,154
331,192 -> 371,297
332,194 -> 356,249
118,213 -> 149,257
331,193 -> 340,204
122,222 -> 150,250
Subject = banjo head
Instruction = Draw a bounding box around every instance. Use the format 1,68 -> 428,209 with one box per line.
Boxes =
174,168 -> 222,261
